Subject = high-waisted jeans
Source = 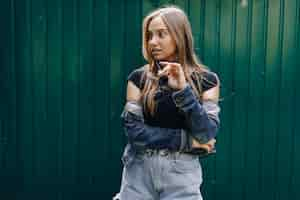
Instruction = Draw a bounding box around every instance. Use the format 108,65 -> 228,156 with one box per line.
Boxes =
113,147 -> 203,200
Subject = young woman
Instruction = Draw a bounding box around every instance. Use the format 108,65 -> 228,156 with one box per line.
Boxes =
114,5 -> 220,200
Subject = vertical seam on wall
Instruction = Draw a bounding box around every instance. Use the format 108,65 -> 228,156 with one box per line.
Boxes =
57,0 -> 64,187
216,0 -> 221,73
11,0 -> 18,167
29,0 -> 36,177
139,0 -> 143,64
229,0 -> 237,189
121,0 -> 126,152
274,0 -> 285,198
59,0 -> 64,181
261,0 -> 269,194
258,0 -> 269,194
45,1 -> 49,164
243,1 -> 253,199
120,0 -> 126,148
201,0 -> 205,61
187,0 -> 190,18
90,0 -> 95,186
122,0 -> 129,146
0,120 -> 3,167
287,1 -> 298,198
107,0 -> 112,169
45,0 -> 51,180
122,0 -> 127,95
288,0 -> 299,198
74,0 -> 80,183
91,0 -> 96,167
213,1 -> 221,197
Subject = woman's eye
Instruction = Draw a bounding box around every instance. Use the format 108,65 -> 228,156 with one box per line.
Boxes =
159,31 -> 167,38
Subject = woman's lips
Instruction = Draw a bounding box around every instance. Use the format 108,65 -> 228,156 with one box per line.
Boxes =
152,50 -> 162,55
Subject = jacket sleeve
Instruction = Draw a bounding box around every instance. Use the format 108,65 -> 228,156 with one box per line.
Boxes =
172,85 -> 220,144
121,101 -> 188,151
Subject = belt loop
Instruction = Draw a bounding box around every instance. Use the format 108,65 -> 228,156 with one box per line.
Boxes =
175,151 -> 180,160
159,149 -> 169,157
145,149 -> 152,157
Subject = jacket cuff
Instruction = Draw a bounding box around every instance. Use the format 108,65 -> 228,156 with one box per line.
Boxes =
122,101 -> 143,117
172,85 -> 197,111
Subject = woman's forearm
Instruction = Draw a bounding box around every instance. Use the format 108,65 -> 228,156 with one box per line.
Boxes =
172,85 -> 220,144
121,101 -> 187,151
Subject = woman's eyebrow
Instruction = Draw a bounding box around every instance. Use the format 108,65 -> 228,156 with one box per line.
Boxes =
148,28 -> 168,32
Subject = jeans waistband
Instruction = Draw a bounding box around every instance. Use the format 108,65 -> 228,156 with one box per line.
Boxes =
136,148 -> 185,157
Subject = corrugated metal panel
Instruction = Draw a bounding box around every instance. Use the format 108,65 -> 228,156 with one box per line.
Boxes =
0,0 -> 299,199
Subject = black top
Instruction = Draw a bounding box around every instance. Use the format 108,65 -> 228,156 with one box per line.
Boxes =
127,66 -> 218,129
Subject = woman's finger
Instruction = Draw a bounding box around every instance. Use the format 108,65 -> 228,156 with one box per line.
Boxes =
158,62 -> 180,75
157,65 -> 171,77
158,61 -> 168,67
160,62 -> 183,76
208,138 -> 216,145
159,61 -> 181,67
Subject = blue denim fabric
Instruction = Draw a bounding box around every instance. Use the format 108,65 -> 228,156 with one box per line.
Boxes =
172,85 -> 219,144
121,104 -> 186,151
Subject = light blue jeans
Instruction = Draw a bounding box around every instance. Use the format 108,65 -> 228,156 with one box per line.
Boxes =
113,146 -> 203,200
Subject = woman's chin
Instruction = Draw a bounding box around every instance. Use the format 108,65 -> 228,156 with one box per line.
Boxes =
154,55 -> 172,62
152,54 -> 176,62
153,55 -> 163,60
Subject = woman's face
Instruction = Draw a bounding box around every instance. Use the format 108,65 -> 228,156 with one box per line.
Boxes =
147,16 -> 177,62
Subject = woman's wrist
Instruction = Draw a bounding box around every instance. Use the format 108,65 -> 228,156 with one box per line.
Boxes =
176,82 -> 188,91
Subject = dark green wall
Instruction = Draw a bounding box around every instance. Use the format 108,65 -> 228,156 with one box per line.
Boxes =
0,0 -> 299,199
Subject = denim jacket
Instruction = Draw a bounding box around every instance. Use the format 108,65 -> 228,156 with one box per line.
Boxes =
121,85 -> 220,153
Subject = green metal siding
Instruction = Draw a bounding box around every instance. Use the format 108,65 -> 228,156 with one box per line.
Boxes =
0,0 -> 299,199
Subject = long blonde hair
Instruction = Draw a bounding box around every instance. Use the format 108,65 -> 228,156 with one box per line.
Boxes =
142,5 -> 207,115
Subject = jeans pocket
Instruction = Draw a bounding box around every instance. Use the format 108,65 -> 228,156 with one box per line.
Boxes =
170,154 -> 200,174
121,150 -> 136,168
121,154 -> 130,167
121,151 -> 146,168
168,154 -> 203,186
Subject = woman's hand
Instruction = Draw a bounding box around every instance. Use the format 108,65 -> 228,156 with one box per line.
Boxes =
191,138 -> 216,153
158,61 -> 187,90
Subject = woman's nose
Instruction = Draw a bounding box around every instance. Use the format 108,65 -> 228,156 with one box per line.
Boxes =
149,36 -> 159,46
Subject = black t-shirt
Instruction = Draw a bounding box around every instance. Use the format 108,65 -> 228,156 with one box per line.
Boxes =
127,66 -> 218,129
